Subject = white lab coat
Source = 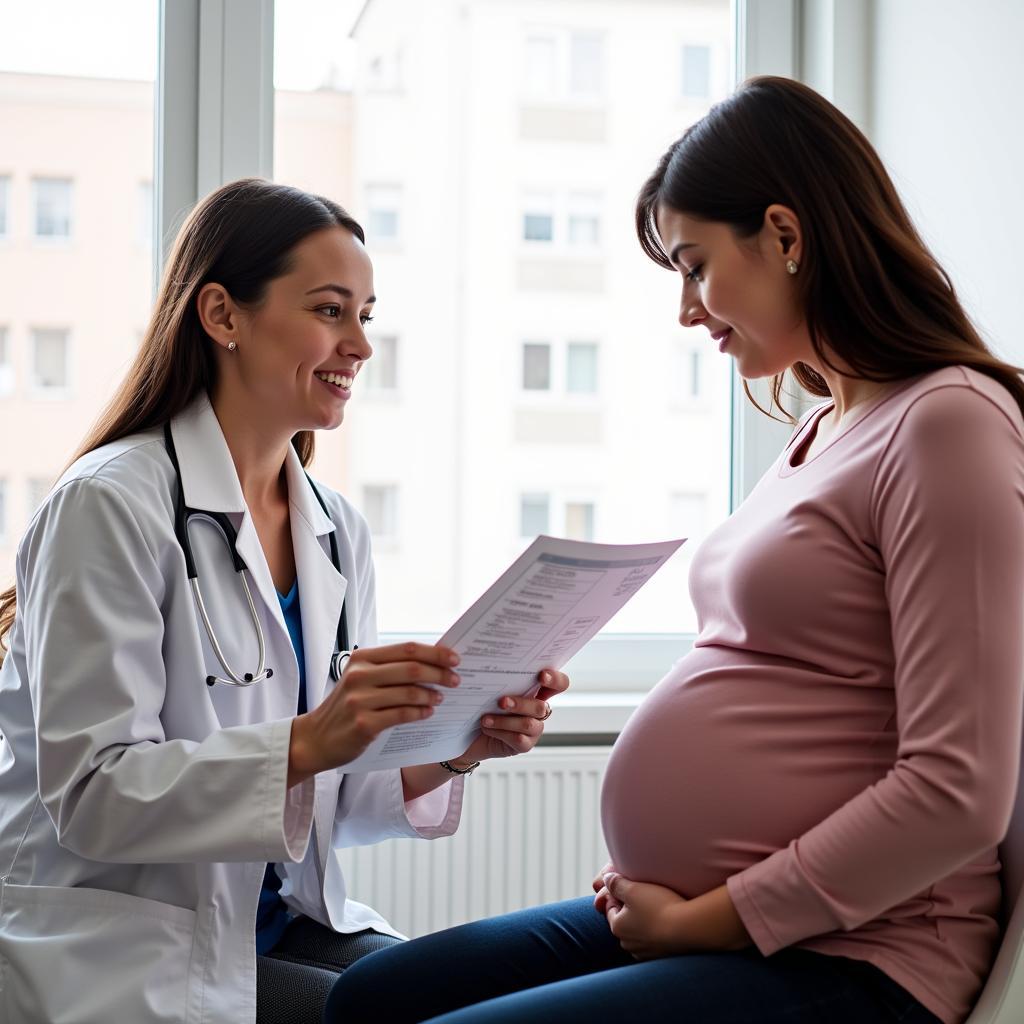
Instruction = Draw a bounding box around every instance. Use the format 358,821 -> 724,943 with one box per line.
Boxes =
0,394 -> 463,1024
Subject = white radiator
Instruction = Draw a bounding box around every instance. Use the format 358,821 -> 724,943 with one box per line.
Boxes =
339,746 -> 612,938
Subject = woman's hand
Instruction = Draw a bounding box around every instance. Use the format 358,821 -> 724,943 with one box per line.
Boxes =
603,874 -> 752,960
592,861 -> 621,915
456,668 -> 570,764
288,642 -> 460,786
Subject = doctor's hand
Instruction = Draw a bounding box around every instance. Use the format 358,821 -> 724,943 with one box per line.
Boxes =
287,642 -> 461,787
457,668 -> 570,764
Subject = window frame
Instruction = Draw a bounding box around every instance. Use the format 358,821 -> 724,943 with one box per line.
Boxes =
157,0 -> 805,733
31,176 -> 74,241
28,327 -> 72,398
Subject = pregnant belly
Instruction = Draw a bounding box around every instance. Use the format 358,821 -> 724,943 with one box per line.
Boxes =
600,646 -> 896,898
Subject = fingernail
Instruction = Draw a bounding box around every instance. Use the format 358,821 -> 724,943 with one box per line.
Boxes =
448,652 -> 460,666
542,671 -> 552,682
449,672 -> 460,685
432,691 -> 443,704
483,716 -> 494,727
504,697 -> 516,710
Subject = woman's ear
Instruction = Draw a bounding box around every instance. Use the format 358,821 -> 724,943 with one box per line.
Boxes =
762,204 -> 803,267
196,283 -> 239,351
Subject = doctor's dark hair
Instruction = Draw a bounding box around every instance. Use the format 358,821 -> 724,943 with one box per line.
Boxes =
0,178 -> 364,656
635,75 -> 1024,420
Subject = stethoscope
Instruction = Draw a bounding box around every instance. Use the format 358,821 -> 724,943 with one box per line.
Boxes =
163,424 -> 352,688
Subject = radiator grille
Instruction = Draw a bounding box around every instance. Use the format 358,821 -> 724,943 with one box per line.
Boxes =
340,746 -> 611,937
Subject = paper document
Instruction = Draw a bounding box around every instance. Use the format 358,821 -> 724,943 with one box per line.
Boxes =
343,534 -> 685,773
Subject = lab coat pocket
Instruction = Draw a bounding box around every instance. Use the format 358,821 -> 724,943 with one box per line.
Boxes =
0,880 -> 197,1024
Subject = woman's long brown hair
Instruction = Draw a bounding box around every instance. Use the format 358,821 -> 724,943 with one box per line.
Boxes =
0,178 -> 364,657
636,76 -> 1024,420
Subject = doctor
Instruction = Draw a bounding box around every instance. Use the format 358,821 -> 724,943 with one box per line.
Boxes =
0,177 -> 568,1024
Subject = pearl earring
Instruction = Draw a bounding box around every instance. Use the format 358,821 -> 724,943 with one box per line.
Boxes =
227,341 -> 237,351
786,259 -> 799,275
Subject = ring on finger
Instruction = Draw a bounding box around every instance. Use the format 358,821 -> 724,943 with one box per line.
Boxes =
539,702 -> 552,721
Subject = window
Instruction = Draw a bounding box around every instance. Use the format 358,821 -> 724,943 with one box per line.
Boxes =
565,501 -> 595,541
139,181 -> 153,247
0,327 -> 12,396
522,192 -> 555,242
567,192 -> 602,247
569,32 -> 604,97
522,343 -> 551,390
363,484 -> 398,539
32,177 -> 73,238
277,0 -> 736,639
524,34 -> 557,98
681,44 -> 712,100
30,328 -> 69,391
520,493 -> 550,537
523,191 -> 603,249
0,176 -> 9,237
27,477 -> 52,518
566,342 -> 598,394
364,334 -> 398,391
366,184 -> 401,244
523,28 -> 605,101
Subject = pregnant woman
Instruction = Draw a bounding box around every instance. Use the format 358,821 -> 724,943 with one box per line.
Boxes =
323,76 -> 1024,1024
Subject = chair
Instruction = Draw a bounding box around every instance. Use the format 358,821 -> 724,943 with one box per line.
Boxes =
964,751 -> 1024,1022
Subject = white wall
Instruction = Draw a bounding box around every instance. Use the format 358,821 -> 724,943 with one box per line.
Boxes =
869,0 -> 1023,363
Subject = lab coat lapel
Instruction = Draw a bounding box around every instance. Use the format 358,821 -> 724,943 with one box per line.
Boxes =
284,450 -> 348,714
169,395 -> 291,666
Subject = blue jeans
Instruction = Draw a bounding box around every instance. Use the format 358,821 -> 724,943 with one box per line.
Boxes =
323,896 -> 943,1024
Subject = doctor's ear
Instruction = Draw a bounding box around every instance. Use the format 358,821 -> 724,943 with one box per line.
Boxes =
196,283 -> 241,351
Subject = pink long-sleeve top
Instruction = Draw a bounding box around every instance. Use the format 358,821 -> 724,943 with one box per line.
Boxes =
600,366 -> 1024,1024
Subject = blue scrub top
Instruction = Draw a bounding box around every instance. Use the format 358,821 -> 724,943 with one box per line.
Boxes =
255,579 -> 305,955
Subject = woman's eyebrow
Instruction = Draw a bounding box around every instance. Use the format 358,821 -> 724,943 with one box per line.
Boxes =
669,242 -> 698,264
305,283 -> 377,304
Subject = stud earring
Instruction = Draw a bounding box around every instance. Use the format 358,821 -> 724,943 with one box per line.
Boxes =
786,259 -> 799,275
227,341 -> 237,351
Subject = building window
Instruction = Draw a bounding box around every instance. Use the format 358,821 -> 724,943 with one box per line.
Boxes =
33,177 -> 73,239
363,484 -> 398,539
524,29 -> 604,100
0,176 -> 9,238
681,44 -> 712,100
522,343 -> 551,391
139,181 -> 153,248
30,329 -> 70,391
27,477 -> 53,519
520,493 -> 550,537
568,195 -> 601,246
569,31 -> 604,97
522,191 -> 556,243
0,327 -> 12,397
364,334 -> 398,391
366,184 -> 401,243
567,192 -> 602,247
566,342 -> 598,394
565,501 -> 595,541
524,33 -> 558,98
